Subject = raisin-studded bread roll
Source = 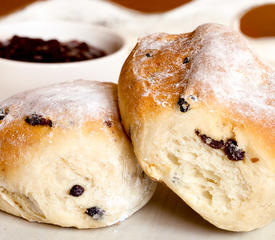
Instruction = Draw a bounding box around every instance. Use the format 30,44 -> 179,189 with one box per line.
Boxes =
118,23 -> 275,231
0,80 -> 156,228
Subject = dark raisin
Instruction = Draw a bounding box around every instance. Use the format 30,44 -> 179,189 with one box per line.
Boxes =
223,139 -> 245,161
172,175 -> 180,183
0,107 -> 9,120
195,129 -> 200,136
177,97 -> 190,112
25,114 -> 52,127
183,57 -> 190,64
69,185 -> 84,197
104,120 -> 112,128
202,135 -> 224,149
85,207 -> 105,220
195,130 -> 245,161
145,52 -> 152,57
189,95 -> 197,101
195,130 -> 224,149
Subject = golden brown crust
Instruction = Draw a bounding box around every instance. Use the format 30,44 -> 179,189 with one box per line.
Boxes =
0,80 -> 156,228
118,23 -> 275,231
118,23 -> 275,171
118,34 -> 190,134
0,80 -> 121,181
0,118 -> 123,182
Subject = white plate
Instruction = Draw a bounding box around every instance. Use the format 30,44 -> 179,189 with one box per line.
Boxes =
0,185 -> 274,240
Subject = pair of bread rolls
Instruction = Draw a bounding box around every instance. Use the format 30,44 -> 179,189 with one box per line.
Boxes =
0,23 -> 273,232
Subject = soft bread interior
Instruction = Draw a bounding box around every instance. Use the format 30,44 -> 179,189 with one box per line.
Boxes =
0,123 -> 156,228
134,108 -> 275,231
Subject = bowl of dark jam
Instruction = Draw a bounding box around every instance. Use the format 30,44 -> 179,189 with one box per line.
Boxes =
0,21 -> 126,100
0,35 -> 107,63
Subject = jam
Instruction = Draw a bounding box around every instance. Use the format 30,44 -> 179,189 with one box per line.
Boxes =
240,4 -> 275,38
109,0 -> 192,13
0,35 -> 106,63
0,0 -> 37,17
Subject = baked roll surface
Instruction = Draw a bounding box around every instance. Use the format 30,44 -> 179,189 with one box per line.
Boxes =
0,80 -> 156,228
118,23 -> 275,231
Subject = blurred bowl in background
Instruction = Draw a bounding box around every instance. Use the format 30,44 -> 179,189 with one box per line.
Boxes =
233,3 -> 275,67
0,21 -> 127,101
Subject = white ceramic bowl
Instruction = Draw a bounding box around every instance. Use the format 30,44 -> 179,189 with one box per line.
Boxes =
0,21 -> 127,100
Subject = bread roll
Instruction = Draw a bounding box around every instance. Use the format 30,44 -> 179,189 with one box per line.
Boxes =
0,80 -> 156,228
118,23 -> 275,231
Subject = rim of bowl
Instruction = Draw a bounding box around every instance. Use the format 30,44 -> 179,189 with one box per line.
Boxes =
0,20 -> 126,66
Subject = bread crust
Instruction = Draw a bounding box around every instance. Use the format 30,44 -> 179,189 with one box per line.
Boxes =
0,80 -> 156,228
119,24 -> 274,168
118,23 -> 275,231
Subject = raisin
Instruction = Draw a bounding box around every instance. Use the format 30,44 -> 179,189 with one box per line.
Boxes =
223,139 -> 245,161
145,52 -> 152,57
172,175 -> 180,183
0,107 -> 9,120
25,114 -> 52,127
195,130 -> 245,161
183,57 -> 190,64
195,130 -> 224,149
104,120 -> 112,128
69,185 -> 84,197
85,207 -> 105,220
177,97 -> 190,112
189,95 -> 197,101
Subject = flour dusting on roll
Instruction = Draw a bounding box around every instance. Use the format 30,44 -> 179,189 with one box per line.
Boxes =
0,80 -> 156,229
118,23 -> 275,232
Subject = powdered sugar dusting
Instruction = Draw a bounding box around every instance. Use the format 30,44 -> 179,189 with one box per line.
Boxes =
0,80 -> 118,129
183,24 -> 275,130
133,33 -> 190,106
132,23 -> 275,133
136,33 -> 173,52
